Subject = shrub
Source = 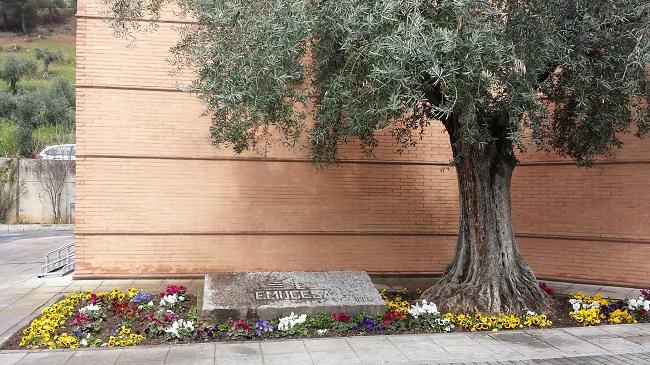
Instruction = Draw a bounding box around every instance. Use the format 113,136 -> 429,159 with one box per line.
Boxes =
0,119 -> 18,157
32,124 -> 75,153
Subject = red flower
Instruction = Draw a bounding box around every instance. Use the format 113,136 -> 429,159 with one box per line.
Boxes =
640,308 -> 647,316
235,319 -> 252,330
539,282 -> 555,296
382,310 -> 405,326
89,294 -> 98,305
332,312 -> 351,322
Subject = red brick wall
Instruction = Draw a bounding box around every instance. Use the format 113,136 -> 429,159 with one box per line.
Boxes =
75,1 -> 650,287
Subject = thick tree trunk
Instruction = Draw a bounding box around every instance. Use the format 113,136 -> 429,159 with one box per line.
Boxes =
421,123 -> 550,314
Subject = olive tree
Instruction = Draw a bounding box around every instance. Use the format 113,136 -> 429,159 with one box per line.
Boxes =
0,55 -> 36,94
35,48 -> 65,79
105,0 -> 650,313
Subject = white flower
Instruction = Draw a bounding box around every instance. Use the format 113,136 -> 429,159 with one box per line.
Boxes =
165,319 -> 195,339
80,339 -> 88,347
160,294 -> 178,306
627,297 -> 650,312
409,299 -> 439,318
278,312 -> 307,331
179,295 -> 185,302
526,311 -> 537,316
137,305 -> 144,310
569,299 -> 584,312
79,304 -> 101,314
147,301 -> 154,307
317,329 -> 328,335
101,343 -> 107,347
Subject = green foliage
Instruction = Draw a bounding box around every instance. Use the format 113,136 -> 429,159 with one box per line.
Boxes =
0,119 -> 18,156
31,123 -> 74,151
107,0 -> 650,166
35,48 -> 65,78
0,0 -> 69,33
0,78 -> 75,156
0,55 -> 36,94
303,313 -> 333,330
0,37 -> 76,91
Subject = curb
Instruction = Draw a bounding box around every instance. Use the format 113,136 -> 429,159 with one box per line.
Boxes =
0,224 -> 74,232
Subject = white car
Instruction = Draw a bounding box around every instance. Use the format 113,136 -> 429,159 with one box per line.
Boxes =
36,144 -> 76,160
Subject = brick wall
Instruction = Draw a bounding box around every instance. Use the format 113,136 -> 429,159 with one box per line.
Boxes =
75,1 -> 650,287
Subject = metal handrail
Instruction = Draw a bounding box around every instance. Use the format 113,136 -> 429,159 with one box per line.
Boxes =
39,242 -> 75,277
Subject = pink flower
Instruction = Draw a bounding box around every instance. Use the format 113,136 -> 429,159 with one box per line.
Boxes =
163,311 -> 176,322
165,285 -> 187,295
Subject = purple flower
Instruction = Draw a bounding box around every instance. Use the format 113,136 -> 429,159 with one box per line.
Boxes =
73,328 -> 82,337
254,320 -> 273,336
354,317 -> 377,332
131,291 -> 152,304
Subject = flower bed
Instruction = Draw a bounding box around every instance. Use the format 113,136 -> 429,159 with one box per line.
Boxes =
1,283 -> 648,350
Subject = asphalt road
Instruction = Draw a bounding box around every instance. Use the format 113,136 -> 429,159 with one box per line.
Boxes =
0,229 -> 73,245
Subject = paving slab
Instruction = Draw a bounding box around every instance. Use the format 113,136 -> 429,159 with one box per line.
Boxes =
302,338 -> 352,353
0,352 -> 26,365
599,323 -> 649,337
352,347 -> 409,363
214,355 -> 263,365
587,337 -> 647,354
66,349 -> 122,365
116,345 -> 170,362
16,351 -> 74,365
309,350 -> 362,365
165,342 -> 215,361
429,333 -> 480,347
260,340 -> 307,355
214,342 -> 261,357
264,352 -> 314,365
560,326 -> 619,340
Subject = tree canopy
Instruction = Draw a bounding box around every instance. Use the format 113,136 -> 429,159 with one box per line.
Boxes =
106,0 -> 649,165
0,55 -> 36,94
105,0 -> 649,313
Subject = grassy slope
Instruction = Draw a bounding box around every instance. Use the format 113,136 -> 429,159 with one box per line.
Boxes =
0,34 -> 76,156
0,35 -> 76,91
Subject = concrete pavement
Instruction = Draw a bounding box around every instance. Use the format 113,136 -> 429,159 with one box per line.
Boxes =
0,324 -> 649,364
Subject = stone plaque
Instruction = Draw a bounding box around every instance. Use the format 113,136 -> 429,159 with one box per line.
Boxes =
202,272 -> 386,320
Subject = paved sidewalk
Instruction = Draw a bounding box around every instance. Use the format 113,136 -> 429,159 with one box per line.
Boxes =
0,224 -> 74,232
1,324 -> 649,364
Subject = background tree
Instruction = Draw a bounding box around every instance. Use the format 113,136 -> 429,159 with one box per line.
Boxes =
35,48 -> 64,78
106,0 -> 650,313
33,153 -> 74,223
0,55 -> 36,94
0,0 -> 67,33
0,78 -> 75,155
